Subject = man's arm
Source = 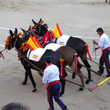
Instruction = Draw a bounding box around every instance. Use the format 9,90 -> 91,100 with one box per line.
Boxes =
93,39 -> 104,49
42,69 -> 49,84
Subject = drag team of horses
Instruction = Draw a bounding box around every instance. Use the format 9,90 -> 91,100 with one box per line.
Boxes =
4,18 -> 101,96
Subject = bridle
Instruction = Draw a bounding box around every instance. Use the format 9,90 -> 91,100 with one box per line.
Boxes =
13,37 -> 18,49
9,35 -> 18,50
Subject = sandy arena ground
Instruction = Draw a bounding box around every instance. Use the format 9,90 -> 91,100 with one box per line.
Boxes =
0,0 -> 110,110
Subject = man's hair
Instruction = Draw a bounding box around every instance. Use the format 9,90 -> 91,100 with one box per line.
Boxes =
96,27 -> 104,33
1,102 -> 28,110
44,56 -> 52,64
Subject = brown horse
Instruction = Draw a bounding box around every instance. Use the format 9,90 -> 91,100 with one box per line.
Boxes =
31,19 -> 92,85
21,28 -> 87,92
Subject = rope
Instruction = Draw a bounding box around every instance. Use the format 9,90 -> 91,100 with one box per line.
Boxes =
0,48 -> 6,59
87,57 -> 110,71
65,67 -> 96,83
78,62 -> 101,76
60,77 -> 82,87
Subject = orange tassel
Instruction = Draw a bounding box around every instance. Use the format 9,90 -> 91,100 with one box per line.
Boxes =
59,58 -> 64,77
40,20 -> 44,24
17,32 -> 22,36
5,36 -> 10,46
84,43 -> 92,60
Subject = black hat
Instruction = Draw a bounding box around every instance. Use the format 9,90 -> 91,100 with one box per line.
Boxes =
96,27 -> 104,32
43,23 -> 48,29
44,56 -> 52,63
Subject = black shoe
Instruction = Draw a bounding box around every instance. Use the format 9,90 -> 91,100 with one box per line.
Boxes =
64,106 -> 68,110
106,74 -> 110,77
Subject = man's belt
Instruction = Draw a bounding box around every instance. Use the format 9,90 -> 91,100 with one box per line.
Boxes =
102,46 -> 110,52
48,80 -> 60,86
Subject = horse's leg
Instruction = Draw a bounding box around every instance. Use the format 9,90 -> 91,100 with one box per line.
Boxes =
60,78 -> 66,97
72,60 -> 82,79
80,55 -> 91,84
60,68 -> 67,96
27,68 -> 37,92
105,0 -> 107,3
76,70 -> 85,91
21,59 -> 37,92
22,71 -> 28,85
23,68 -> 37,92
69,61 -> 85,91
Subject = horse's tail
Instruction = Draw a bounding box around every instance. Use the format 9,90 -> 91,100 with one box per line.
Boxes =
84,43 -> 92,60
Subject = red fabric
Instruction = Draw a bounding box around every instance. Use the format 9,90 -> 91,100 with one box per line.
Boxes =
59,59 -> 64,77
42,31 -> 53,47
56,23 -> 62,36
45,63 -> 52,68
33,36 -> 42,48
102,46 -> 110,52
48,80 -> 60,86
51,31 -> 56,38
30,36 -> 38,47
74,56 -> 77,70
85,45 -> 92,60
102,46 -> 110,61
26,43 -> 34,50
99,33 -> 104,38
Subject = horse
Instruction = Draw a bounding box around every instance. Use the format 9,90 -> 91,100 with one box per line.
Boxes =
31,19 -> 92,84
21,28 -> 87,92
105,0 -> 110,3
5,28 -> 68,96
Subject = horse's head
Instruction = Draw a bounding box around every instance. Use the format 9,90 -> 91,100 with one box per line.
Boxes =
32,19 -> 48,36
21,27 -> 39,41
21,28 -> 30,41
5,28 -> 22,50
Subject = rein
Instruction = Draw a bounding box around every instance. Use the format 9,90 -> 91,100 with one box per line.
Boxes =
93,43 -> 96,59
0,48 -> 6,59
14,37 -> 18,48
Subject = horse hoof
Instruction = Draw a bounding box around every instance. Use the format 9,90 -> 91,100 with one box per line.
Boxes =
85,80 -> 90,84
79,87 -> 84,91
72,73 -> 76,79
22,81 -> 27,85
32,87 -> 37,92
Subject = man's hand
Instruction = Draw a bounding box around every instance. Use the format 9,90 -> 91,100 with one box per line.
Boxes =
93,40 -> 98,46
95,47 -> 99,50
93,40 -> 96,44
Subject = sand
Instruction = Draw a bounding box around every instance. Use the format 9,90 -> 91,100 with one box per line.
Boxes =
0,0 -> 110,110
